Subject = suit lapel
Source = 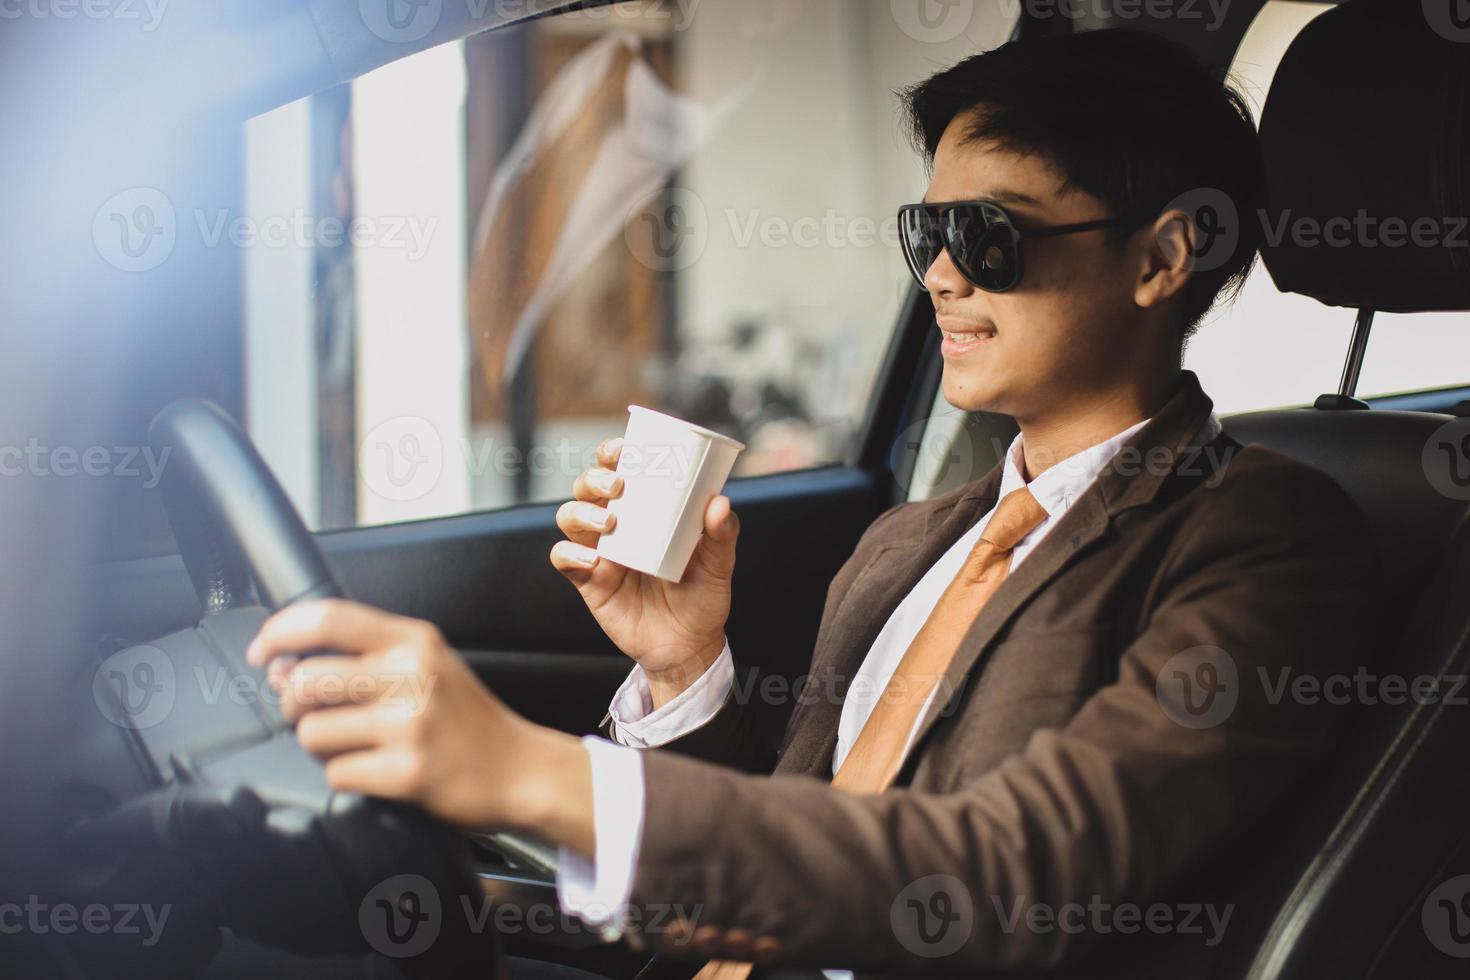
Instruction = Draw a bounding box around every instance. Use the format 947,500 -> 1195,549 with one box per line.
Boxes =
778,370 -> 1218,780
775,471 -> 1002,776
905,490 -> 1111,754
903,370 -> 1219,770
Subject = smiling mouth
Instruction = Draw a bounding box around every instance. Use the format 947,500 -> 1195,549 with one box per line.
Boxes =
941,328 -> 995,343
937,319 -> 997,345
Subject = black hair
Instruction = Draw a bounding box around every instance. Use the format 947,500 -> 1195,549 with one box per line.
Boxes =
901,29 -> 1266,338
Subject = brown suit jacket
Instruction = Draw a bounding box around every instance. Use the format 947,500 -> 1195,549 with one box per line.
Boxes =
619,371 -> 1377,977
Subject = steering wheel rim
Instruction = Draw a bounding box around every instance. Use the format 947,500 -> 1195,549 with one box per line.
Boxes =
148,399 -> 345,615
127,400 -> 502,978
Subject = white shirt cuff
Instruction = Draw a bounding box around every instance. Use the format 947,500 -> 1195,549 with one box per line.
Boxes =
556,735 -> 646,941
607,640 -> 735,748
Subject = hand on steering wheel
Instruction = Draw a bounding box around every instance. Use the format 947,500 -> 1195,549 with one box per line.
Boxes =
247,598 -> 594,852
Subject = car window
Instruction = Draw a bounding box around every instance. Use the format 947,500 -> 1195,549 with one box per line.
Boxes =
1188,0 -> 1470,414
239,0 -> 1018,530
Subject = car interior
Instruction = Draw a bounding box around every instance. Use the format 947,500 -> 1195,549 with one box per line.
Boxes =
3,0 -> 1470,977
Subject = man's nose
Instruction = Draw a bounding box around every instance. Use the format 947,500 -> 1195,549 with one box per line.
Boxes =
923,244 -> 974,301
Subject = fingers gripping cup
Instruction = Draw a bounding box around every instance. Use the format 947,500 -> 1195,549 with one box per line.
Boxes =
595,406 -> 746,582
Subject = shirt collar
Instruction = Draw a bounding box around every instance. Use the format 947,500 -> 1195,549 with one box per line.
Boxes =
995,416 -> 1155,518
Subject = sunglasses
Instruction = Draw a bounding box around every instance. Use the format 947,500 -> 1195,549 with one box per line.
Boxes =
898,200 -> 1135,293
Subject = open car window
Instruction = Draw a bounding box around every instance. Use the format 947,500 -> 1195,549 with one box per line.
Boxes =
239,0 -> 1018,531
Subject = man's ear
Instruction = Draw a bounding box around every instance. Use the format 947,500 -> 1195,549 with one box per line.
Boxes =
1134,208 -> 1195,310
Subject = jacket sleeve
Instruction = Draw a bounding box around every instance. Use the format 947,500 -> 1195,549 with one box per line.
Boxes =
624,463 -> 1378,974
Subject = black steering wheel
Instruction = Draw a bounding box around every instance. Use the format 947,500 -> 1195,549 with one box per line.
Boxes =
148,399 -> 347,616
64,400 -> 500,979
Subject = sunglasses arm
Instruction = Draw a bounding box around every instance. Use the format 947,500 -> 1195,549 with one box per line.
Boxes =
1019,216 -> 1135,241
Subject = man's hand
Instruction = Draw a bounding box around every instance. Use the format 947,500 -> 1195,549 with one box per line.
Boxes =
550,436 -> 740,708
246,599 -> 594,855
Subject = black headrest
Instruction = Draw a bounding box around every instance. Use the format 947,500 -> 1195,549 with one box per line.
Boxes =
1257,0 -> 1470,312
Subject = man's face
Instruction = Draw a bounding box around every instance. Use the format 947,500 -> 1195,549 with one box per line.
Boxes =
920,113 -> 1148,421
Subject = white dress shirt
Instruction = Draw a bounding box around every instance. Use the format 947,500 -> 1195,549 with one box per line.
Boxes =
556,413 -> 1222,942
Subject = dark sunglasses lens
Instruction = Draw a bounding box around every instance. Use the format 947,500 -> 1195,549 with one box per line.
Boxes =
900,208 -> 943,286
944,205 -> 1018,291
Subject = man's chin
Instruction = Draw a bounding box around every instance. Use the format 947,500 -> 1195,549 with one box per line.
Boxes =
941,372 -> 1007,414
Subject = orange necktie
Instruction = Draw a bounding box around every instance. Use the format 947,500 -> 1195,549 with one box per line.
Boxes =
692,487 -> 1049,980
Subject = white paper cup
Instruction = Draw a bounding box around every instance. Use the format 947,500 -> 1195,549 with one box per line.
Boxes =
595,406 -> 746,582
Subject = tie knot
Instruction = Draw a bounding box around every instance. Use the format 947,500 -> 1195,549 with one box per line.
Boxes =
980,486 -> 1049,551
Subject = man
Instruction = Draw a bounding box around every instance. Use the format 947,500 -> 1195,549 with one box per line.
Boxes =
247,30 -> 1375,976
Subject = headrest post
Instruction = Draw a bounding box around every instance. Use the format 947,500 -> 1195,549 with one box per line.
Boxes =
1338,307 -> 1374,399
1313,308 -> 1374,412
